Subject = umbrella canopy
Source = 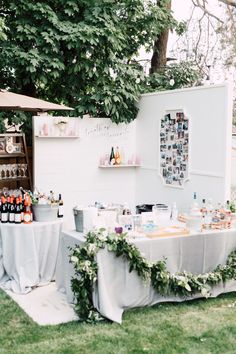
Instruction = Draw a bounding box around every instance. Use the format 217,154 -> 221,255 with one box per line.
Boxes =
0,89 -> 73,112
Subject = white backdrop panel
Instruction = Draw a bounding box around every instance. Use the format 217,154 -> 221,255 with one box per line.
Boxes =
33,117 -> 137,227
135,83 -> 232,211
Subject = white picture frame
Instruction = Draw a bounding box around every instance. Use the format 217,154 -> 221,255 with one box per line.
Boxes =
159,109 -> 190,189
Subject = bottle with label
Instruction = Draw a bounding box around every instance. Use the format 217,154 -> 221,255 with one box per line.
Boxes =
8,196 -> 15,223
14,198 -> 22,224
19,195 -> 24,222
1,196 -> 8,223
189,194 -> 202,231
109,147 -> 115,165
23,199 -> 32,224
115,147 -> 121,165
58,194 -> 64,218
205,198 -> 214,227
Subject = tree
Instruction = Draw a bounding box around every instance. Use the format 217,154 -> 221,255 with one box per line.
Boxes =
150,0 -> 172,73
0,0 -> 175,126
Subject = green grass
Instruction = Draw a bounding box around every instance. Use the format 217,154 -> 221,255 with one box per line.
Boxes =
1,289 -> 236,354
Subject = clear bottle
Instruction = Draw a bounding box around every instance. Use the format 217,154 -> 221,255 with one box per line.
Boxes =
170,202 -> 178,221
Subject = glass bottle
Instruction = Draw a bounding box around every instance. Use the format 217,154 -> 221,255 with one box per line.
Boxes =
109,147 -> 115,165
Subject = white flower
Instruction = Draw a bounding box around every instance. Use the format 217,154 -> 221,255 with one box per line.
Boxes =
71,256 -> 78,263
97,229 -> 108,242
169,79 -> 175,86
83,260 -> 91,272
136,77 -> 141,84
87,243 -> 97,255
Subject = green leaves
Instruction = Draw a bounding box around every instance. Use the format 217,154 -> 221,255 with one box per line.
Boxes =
0,0 -> 176,126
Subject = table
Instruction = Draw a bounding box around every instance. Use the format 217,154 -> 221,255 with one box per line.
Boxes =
56,228 -> 236,323
0,220 -> 63,294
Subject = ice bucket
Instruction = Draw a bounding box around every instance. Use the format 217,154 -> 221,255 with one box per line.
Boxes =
32,204 -> 58,222
73,206 -> 98,233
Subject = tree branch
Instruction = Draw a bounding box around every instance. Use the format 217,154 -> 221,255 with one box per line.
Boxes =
219,0 -> 236,7
192,0 -> 224,22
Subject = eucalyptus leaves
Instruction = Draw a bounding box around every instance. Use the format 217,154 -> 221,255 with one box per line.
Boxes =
70,229 -> 236,322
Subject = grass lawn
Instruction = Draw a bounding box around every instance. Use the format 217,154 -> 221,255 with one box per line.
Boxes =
1,289 -> 236,354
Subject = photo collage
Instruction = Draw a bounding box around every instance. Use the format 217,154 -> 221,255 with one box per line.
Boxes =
160,110 -> 189,187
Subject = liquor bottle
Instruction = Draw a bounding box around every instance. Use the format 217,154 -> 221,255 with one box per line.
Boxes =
14,198 -> 22,224
109,147 -> 115,165
1,196 -> 8,223
115,146 -> 121,165
58,194 -> 64,218
9,196 -> 15,223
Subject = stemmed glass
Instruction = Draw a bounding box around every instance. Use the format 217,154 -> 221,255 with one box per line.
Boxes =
2,164 -> 8,179
20,164 -> 28,178
12,164 -> 18,179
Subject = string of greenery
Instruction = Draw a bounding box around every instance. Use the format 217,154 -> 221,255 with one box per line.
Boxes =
70,229 -> 236,322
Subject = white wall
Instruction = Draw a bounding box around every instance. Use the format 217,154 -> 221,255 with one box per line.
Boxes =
135,83 -> 233,212
33,83 -> 233,226
33,117 -> 137,227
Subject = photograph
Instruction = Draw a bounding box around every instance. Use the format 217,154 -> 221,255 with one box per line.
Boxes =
0,138 -> 5,152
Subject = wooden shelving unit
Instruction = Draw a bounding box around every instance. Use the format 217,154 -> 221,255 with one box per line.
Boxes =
0,133 -> 32,190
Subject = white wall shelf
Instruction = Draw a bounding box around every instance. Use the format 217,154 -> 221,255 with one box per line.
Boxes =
35,135 -> 79,139
99,164 -> 140,168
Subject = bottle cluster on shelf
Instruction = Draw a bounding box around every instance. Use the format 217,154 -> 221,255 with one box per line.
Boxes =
99,146 -> 141,166
0,188 -> 64,224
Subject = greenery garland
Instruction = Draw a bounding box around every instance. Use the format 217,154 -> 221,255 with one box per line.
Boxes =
70,228 -> 236,322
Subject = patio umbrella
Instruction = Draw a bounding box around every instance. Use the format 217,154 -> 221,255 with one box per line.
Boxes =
0,89 -> 73,112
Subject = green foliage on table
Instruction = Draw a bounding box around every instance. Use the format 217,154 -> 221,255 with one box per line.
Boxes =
0,0 -> 177,126
70,228 -> 236,322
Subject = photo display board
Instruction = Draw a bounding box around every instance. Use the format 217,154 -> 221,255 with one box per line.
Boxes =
160,109 -> 189,188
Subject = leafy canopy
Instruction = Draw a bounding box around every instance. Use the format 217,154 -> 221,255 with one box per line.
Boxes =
0,0 -> 176,125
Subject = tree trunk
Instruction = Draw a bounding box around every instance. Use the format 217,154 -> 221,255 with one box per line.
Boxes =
150,0 -> 172,74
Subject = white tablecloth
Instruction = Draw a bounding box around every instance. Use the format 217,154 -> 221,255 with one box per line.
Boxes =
0,220 -> 63,294
56,228 -> 236,323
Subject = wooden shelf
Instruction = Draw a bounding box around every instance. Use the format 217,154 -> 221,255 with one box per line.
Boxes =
0,177 -> 29,183
0,153 -> 26,158
99,164 -> 141,168
35,135 -> 79,139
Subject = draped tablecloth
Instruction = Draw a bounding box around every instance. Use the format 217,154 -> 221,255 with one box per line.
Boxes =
56,228 -> 236,323
0,220 -> 63,294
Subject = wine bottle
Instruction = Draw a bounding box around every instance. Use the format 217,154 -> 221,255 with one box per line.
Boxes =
1,196 -> 8,223
23,199 -> 32,224
19,195 -> 24,222
9,196 -> 15,223
14,198 -> 21,224
109,147 -> 115,165
58,193 -> 64,218
115,146 -> 121,165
